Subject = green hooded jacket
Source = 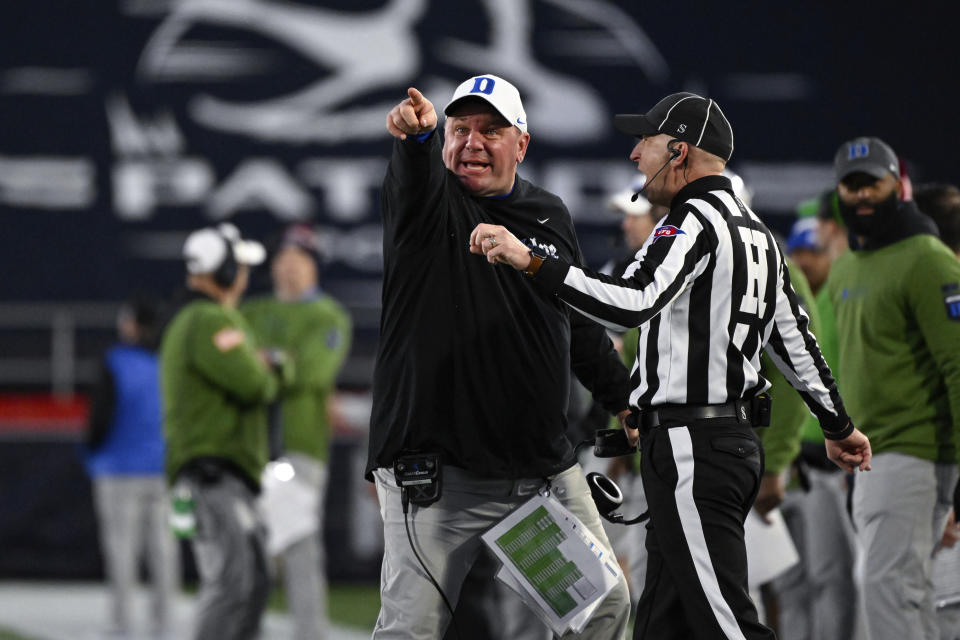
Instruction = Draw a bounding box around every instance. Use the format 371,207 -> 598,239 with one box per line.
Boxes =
242,292 -> 352,462
161,295 -> 279,487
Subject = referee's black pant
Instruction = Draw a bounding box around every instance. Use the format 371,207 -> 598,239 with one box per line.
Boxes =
633,418 -> 776,640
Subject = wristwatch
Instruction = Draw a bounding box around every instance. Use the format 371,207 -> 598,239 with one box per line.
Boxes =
524,244 -> 548,276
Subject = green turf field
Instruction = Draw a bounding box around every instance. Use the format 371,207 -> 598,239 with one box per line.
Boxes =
267,581 -> 380,629
329,582 -> 381,629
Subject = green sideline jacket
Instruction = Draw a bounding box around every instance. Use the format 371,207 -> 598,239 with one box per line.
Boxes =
827,234 -> 960,463
161,294 -> 279,488
242,292 -> 352,462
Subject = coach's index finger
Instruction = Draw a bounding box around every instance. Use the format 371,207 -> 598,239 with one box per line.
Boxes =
407,87 -> 425,105
407,87 -> 436,130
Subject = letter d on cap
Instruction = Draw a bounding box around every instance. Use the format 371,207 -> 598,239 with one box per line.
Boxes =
848,142 -> 869,159
470,77 -> 496,95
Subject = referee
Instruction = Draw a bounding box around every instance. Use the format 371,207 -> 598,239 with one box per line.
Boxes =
470,92 -> 872,640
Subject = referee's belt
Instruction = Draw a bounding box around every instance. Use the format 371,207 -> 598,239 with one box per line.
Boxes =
638,394 -> 771,430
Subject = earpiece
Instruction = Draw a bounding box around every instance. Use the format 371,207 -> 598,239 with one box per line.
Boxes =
631,140 -> 684,202
667,139 -> 683,159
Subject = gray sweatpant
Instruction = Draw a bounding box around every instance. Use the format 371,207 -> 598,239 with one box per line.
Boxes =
277,454 -> 329,640
93,474 -> 180,635
770,468 -> 857,640
852,452 -> 957,640
372,463 -> 630,640
185,471 -> 269,640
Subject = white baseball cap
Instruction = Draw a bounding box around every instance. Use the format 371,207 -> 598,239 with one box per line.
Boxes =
183,223 -> 266,275
444,74 -> 528,133
608,177 -> 652,216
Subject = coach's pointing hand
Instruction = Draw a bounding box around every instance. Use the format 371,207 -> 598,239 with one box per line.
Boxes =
469,223 -> 531,270
386,87 -> 437,140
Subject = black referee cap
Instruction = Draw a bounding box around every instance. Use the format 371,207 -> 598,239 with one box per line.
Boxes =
614,92 -> 734,161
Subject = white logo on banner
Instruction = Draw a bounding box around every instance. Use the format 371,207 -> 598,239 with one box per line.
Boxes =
135,0 -> 667,144
0,157 -> 95,209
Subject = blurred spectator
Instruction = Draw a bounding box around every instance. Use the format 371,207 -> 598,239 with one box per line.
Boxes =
759,213 -> 858,640
827,137 -> 960,640
914,183 -> 960,215
161,223 -> 286,640
810,190 -> 845,385
599,178 -> 659,278
242,224 -> 352,640
785,216 -> 831,294
815,190 -> 849,265
915,183 -> 960,258
84,295 -> 179,638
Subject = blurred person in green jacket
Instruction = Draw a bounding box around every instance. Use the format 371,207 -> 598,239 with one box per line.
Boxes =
756,211 -> 858,640
162,222 -> 288,640
242,224 -> 352,640
828,137 -> 960,640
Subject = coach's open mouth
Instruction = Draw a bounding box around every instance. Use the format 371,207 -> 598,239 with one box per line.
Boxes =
460,161 -> 490,174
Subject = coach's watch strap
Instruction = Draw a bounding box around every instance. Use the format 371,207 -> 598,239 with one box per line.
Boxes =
524,251 -> 545,276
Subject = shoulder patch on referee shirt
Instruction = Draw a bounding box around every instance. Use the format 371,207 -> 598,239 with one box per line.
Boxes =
213,327 -> 245,351
652,225 -> 685,243
943,283 -> 960,321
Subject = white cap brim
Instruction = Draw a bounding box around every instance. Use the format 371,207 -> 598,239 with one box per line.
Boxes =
234,239 -> 265,266
217,222 -> 265,265
608,189 -> 651,216
183,226 -> 265,275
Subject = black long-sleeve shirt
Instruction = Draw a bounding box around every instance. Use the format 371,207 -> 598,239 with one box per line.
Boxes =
530,175 -> 852,438
365,132 -> 631,479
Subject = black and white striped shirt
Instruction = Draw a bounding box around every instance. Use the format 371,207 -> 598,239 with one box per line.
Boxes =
533,175 -> 851,438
